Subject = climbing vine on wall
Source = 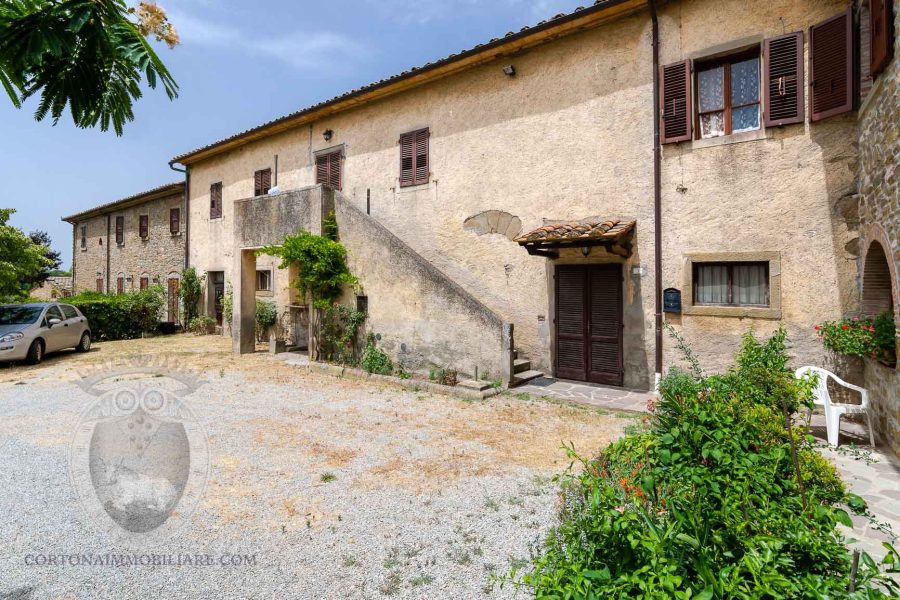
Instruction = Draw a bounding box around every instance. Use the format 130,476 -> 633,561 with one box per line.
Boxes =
259,226 -> 357,309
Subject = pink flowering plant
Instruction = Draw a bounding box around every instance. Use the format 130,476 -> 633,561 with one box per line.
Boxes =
815,311 -> 896,365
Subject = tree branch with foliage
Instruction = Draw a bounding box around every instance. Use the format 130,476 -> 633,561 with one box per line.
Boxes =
0,0 -> 179,135
178,267 -> 203,325
0,208 -> 52,300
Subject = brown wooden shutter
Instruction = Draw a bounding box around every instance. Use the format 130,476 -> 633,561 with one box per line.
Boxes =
254,168 -> 271,196
588,265 -> 623,387
764,32 -> 805,127
399,132 -> 414,187
809,10 -> 854,122
660,60 -> 692,143
140,276 -> 149,291
329,152 -> 342,190
210,183 -> 222,218
139,215 -> 149,238
117,277 -> 124,294
871,0 -> 894,76
96,278 -> 103,293
316,154 -> 329,185
115,216 -> 124,244
80,226 -> 86,248
414,128 -> 429,185
170,207 -> 180,233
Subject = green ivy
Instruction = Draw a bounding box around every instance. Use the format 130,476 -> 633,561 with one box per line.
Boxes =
179,267 -> 204,324
360,333 -> 392,375
319,304 -> 366,365
259,229 -> 357,309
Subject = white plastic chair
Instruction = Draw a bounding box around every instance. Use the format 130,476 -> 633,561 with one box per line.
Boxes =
795,366 -> 875,447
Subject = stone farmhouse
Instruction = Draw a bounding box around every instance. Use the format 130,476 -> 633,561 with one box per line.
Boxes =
66,0 -> 899,446
63,182 -> 186,322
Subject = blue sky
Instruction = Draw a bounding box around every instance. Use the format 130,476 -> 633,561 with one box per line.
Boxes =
1,0 -> 587,269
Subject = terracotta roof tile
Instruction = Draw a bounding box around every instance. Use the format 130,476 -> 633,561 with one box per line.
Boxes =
516,219 -> 635,245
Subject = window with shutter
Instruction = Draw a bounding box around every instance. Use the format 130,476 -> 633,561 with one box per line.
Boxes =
170,208 -> 180,234
254,168 -> 272,196
870,0 -> 894,76
399,128 -> 430,187
764,32 -> 805,127
80,226 -> 86,249
117,276 -> 125,295
140,276 -> 149,291
809,10 -> 853,121
139,214 -> 149,238
96,278 -> 103,293
660,60 -> 692,143
315,150 -> 343,191
695,50 -> 761,139
115,216 -> 124,245
210,182 -> 223,219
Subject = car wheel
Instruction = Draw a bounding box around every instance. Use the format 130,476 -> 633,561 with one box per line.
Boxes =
25,339 -> 44,365
76,332 -> 91,353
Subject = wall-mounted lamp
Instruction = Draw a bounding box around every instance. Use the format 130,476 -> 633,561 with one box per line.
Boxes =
581,246 -> 591,257
502,65 -> 516,77
323,129 -> 333,141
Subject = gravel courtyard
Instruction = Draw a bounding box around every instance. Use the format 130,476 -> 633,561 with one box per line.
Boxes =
0,336 -> 635,599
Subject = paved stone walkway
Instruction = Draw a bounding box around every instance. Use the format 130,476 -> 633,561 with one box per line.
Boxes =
513,377 -> 654,413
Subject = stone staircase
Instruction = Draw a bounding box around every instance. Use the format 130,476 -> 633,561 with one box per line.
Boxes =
511,349 -> 543,387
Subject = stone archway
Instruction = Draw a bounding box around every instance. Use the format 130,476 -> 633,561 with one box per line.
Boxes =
861,224 -> 899,321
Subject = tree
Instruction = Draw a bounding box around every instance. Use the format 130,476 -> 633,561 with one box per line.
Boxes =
19,230 -> 62,288
0,0 -> 179,135
0,208 -> 52,299
179,267 -> 203,324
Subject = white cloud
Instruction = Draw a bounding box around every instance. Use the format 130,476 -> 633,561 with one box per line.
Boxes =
167,10 -> 367,71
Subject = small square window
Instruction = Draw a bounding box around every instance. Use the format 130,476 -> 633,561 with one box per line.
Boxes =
256,270 -> 272,292
356,295 -> 368,314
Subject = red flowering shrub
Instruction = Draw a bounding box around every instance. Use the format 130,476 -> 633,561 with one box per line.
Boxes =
815,312 -> 896,364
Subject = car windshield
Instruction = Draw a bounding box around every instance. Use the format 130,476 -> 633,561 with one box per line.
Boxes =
0,305 -> 43,325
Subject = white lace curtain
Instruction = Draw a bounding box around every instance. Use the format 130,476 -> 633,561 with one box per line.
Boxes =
696,263 -> 767,306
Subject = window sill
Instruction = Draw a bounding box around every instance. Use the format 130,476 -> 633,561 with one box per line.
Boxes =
140,237 -> 149,242
116,243 -> 125,248
171,232 -> 182,237
255,290 -> 274,297
690,128 -> 771,150
397,181 -> 431,192
209,217 -> 224,222
682,304 -> 781,319
80,248 -> 87,252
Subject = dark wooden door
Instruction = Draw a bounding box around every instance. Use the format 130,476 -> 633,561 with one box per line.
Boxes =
167,278 -> 179,323
555,264 -> 623,386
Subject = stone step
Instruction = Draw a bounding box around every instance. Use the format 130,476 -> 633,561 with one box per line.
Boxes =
457,379 -> 491,391
511,369 -> 543,386
514,358 -> 531,373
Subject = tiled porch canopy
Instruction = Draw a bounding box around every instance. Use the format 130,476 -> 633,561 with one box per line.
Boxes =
515,219 -> 636,258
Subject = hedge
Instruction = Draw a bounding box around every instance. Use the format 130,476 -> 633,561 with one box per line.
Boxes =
67,287 -> 167,341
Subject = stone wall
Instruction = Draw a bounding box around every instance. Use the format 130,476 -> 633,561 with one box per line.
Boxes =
72,213 -> 109,293
106,192 -> 186,295
866,358 -> 900,454
333,190 -> 509,379
858,0 -> 900,449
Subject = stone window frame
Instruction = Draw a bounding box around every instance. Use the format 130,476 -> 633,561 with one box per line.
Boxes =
682,251 -> 781,319
255,268 -> 273,296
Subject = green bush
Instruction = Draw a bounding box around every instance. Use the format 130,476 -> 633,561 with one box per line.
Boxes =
319,303 -> 366,365
361,333 -> 392,375
179,267 -> 204,324
523,327 -> 899,598
68,286 -> 166,341
255,299 -> 277,340
188,315 -> 216,335
428,367 -> 458,386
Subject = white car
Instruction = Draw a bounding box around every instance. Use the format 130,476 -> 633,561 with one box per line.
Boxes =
0,303 -> 92,365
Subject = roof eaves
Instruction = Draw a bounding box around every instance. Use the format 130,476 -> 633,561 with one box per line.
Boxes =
61,181 -> 185,223
171,0 -> 644,166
